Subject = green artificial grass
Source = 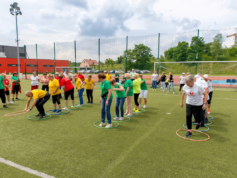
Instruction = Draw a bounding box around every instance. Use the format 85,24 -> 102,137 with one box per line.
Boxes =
0,80 -> 237,177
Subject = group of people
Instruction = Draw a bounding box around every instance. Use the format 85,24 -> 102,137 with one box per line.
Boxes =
98,69 -> 148,128
180,73 -> 213,137
0,72 -> 21,108
24,70 -> 95,119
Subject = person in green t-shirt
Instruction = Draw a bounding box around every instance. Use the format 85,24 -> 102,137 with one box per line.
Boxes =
11,72 -> 21,101
138,74 -> 148,109
98,73 -> 113,128
124,73 -> 134,116
114,72 -> 120,83
133,73 -> 142,112
110,78 -> 126,121
130,69 -> 136,80
0,74 -> 8,108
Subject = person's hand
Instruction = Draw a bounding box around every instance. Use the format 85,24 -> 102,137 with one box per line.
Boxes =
180,103 -> 183,108
24,108 -> 27,111
202,104 -> 206,110
106,100 -> 109,106
99,98 -> 101,103
53,91 -> 56,94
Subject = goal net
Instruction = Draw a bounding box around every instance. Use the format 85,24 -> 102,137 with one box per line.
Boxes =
154,61 -> 237,91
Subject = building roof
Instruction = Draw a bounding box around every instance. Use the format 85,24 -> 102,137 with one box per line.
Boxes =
83,59 -> 98,66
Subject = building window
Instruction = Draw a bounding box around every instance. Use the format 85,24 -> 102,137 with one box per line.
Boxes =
43,65 -> 54,67
20,53 -> 25,57
8,64 -> 21,67
27,65 -> 37,67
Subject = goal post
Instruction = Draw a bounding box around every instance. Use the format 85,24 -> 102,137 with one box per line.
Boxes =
154,61 -> 237,90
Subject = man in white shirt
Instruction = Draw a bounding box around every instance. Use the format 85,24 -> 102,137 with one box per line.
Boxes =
30,72 -> 40,90
64,70 -> 72,81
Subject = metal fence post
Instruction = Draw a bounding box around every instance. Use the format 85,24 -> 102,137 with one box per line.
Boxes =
157,33 -> 160,75
196,29 -> 199,74
126,36 -> 128,73
54,42 -> 56,74
74,40 -> 77,73
98,38 -> 100,71
24,45 -> 26,79
36,43 -> 38,75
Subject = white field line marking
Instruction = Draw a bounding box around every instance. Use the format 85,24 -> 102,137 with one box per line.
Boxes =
0,157 -> 55,178
150,93 -> 237,101
99,103 -> 179,177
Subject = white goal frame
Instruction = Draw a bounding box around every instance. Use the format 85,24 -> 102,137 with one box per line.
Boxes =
55,66 -> 91,77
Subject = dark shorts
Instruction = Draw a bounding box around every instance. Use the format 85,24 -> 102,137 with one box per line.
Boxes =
208,91 -> 213,104
5,90 -> 9,95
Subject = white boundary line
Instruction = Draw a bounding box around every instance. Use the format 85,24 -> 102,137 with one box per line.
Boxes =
0,157 -> 55,178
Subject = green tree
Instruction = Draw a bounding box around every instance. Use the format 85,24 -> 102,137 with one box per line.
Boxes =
117,56 -> 123,64
176,41 -> 189,61
210,33 -> 227,60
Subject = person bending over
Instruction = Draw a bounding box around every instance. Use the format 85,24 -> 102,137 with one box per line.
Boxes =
24,89 -> 50,119
110,78 -> 126,121
180,75 -> 207,137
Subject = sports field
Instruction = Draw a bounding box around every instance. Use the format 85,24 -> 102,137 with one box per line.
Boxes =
0,79 -> 236,178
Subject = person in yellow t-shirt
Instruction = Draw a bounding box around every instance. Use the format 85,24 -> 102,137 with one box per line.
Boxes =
73,74 -> 84,106
24,89 -> 50,119
84,74 -> 95,103
106,71 -> 112,81
48,74 -> 62,113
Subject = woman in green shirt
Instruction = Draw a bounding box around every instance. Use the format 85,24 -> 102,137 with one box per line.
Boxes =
138,74 -> 148,109
110,78 -> 126,121
11,72 -> 20,101
98,73 -> 113,128
133,73 -> 142,113
124,73 -> 133,117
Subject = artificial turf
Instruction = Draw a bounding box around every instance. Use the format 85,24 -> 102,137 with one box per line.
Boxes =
0,80 -> 236,178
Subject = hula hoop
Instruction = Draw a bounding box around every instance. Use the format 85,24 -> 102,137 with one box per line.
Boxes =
111,115 -> 131,122
4,110 -> 27,117
28,113 -> 52,121
183,123 -> 209,132
205,120 -> 212,126
176,129 -> 210,142
45,109 -> 70,115
208,115 -> 214,120
94,121 -> 119,129
76,103 -> 91,108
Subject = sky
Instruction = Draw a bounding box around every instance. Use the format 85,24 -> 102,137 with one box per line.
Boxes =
0,0 -> 237,60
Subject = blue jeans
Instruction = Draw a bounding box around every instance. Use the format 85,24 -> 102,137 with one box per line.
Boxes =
168,82 -> 175,92
101,98 -> 113,124
161,82 -> 165,90
78,88 -> 84,104
115,97 -> 126,117
152,80 -> 157,89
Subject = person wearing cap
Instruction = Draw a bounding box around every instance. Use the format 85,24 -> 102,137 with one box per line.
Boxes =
179,73 -> 186,94
55,72 -> 62,98
11,72 -> 21,101
180,75 -> 207,137
0,73 -> 8,108
24,89 -> 50,119
2,73 -> 13,104
160,72 -> 166,92
30,72 -> 40,91
40,72 -> 49,91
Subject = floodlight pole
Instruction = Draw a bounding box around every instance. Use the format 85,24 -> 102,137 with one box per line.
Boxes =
15,9 -> 20,76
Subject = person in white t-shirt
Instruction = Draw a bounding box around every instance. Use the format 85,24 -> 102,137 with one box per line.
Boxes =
30,72 -> 40,91
151,71 -> 158,91
180,75 -> 207,137
203,74 -> 213,114
179,73 -> 186,94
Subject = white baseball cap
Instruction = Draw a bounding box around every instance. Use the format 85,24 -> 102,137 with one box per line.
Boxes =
182,72 -> 185,74
195,74 -> 200,79
204,74 -> 208,78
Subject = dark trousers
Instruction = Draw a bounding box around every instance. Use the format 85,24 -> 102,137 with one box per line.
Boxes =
86,89 -> 93,103
179,84 -> 185,91
134,93 -> 140,107
0,89 -> 6,104
12,85 -> 19,94
186,104 -> 202,129
42,85 -> 49,91
36,93 -> 50,116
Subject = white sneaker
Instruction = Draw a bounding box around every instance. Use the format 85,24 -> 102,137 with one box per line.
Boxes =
173,92 -> 175,94
119,117 -> 124,121
105,124 -> 112,128
113,117 -> 119,120
155,89 -> 156,91
8,101 -> 14,104
153,89 -> 154,91
99,122 -> 106,127
71,106 -> 75,108
143,105 -> 147,108
139,105 -> 141,108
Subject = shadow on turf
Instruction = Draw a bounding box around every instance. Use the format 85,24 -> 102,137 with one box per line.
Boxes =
209,132 -> 229,143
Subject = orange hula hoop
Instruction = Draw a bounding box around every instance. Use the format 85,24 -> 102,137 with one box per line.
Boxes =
4,110 -> 27,117
176,129 -> 210,142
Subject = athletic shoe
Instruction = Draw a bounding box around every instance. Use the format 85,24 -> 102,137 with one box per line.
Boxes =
173,92 -> 175,94
12,98 -> 14,102
155,89 -> 156,91
8,101 -> 14,104
35,113 -> 41,117
52,109 -> 57,113
119,117 -> 124,121
99,122 -> 106,127
153,89 -> 154,91
184,131 -> 192,137
139,105 -> 141,108
135,109 -> 140,113
39,115 -> 46,120
90,102 -> 93,104
71,106 -> 75,108
56,110 -> 62,113
195,124 -> 200,130
113,117 -> 119,120
201,123 -> 205,127
105,124 -> 112,128
15,98 -> 20,100
3,105 -> 8,108
133,108 -> 136,112
207,110 -> 210,114
204,118 -> 209,123
126,114 -> 133,117
143,105 -> 147,108
87,102 -> 90,104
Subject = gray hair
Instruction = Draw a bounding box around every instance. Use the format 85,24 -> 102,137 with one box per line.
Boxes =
185,75 -> 194,82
